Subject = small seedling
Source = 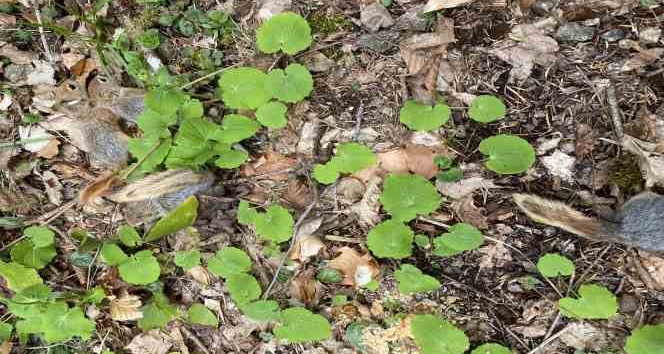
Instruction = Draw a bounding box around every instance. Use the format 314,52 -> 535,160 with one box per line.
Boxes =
237,201 -> 294,243
273,307 -> 332,343
117,225 -> 142,247
468,95 -> 506,123
471,343 -> 513,354
317,268 -> 343,283
136,28 -> 161,50
558,284 -> 618,319
394,264 -> 441,294
10,226 -> 56,269
380,173 -> 442,222
218,67 -> 272,109
227,273 -> 262,305
366,219 -> 414,259
256,12 -> 313,55
138,292 -> 178,330
174,249 -> 201,271
411,314 -> 469,354
479,134 -> 535,174
118,250 -> 161,285
399,99 -> 451,131
187,303 -> 218,327
624,324 -> 664,354
207,247 -> 252,278
437,167 -> 463,183
256,101 -> 288,129
265,63 -> 314,103
240,300 -> 282,322
537,253 -> 575,277
433,223 -> 484,257
314,142 -> 377,184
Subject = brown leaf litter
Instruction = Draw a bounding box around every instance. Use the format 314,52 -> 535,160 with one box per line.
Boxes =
109,292 -> 143,321
328,247 -> 379,287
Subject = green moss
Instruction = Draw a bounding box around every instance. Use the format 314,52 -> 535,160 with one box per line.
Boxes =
309,13 -> 352,36
608,155 -> 642,190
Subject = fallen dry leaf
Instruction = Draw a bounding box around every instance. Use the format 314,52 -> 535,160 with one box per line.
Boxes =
0,341 -> 12,354
290,235 -> 325,263
350,174 -> 383,227
622,48 -> 664,72
621,134 -> 664,187
575,123 -> 595,157
36,138 -> 60,159
289,268 -> 320,306
451,195 -> 488,229
79,172 -> 118,205
638,251 -> 664,290
109,292 -> 143,321
0,13 -> 16,26
559,322 -> 613,351
423,0 -> 475,12
18,125 -> 54,153
0,42 -> 38,64
126,330 -> 172,354
328,247 -> 379,287
377,144 -> 447,179
437,176 -> 498,199
187,265 -> 211,285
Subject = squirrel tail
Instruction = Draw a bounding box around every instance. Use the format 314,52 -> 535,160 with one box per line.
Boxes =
512,194 -> 605,238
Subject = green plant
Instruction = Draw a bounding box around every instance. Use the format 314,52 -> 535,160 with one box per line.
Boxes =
256,12 -> 312,55
479,135 -> 535,174
273,307 -> 332,343
117,225 -> 142,247
138,292 -> 179,330
256,101 -> 288,129
145,195 -> 199,241
314,143 -> 377,184
399,99 -> 451,131
265,63 -> 314,103
0,261 -> 43,292
136,28 -> 161,49
471,343 -> 513,354
468,95 -> 506,123
411,314 -> 469,354
366,219 -> 413,259
237,201 -> 294,243
240,300 -> 282,322
394,264 -> 441,294
13,300 -> 95,343
10,226 -> 56,269
558,284 -> 618,319
119,250 -> 161,285
218,67 -> 272,109
317,268 -> 342,283
414,234 -> 430,248
187,303 -> 218,327
207,247 -> 252,278
0,322 -> 11,341
227,273 -> 262,305
537,253 -> 575,277
624,324 -> 664,354
433,223 -> 484,257
380,173 -> 442,222
174,249 -> 201,271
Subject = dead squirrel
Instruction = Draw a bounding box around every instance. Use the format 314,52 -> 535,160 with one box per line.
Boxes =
513,192 -> 664,253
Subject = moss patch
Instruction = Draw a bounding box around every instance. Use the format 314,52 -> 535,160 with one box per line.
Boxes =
309,13 -> 352,36
608,155 -> 642,191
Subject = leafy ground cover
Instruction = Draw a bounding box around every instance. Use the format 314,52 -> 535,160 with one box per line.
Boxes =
1,0 -> 664,353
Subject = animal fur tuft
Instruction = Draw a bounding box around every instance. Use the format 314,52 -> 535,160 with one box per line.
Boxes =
512,194 -> 604,238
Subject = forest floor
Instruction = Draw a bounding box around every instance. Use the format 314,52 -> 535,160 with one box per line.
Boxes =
1,0 -> 664,353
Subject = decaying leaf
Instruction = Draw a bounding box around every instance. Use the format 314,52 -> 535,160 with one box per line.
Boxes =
622,48 -> 664,72
289,268 -> 320,306
36,139 -> 61,159
126,330 -> 172,354
638,251 -> 664,291
187,265 -> 211,285
18,125 -> 54,153
621,134 -> 664,187
437,176 -> 498,199
362,316 -> 415,354
559,322 -> 613,351
350,174 -> 383,227
79,172 -> 119,205
377,144 -> 447,179
0,42 -> 38,65
109,292 -> 143,321
290,235 -> 325,263
241,152 -> 312,209
451,195 -> 488,229
328,247 -> 379,287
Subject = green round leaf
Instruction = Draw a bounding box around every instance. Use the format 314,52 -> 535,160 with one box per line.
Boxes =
187,303 -> 218,327
380,173 -> 442,222
145,87 -> 187,117
174,249 -> 201,271
145,196 -> 199,242
218,67 -> 272,109
433,223 -> 484,257
265,63 -> 314,103
411,314 -> 469,354
180,98 -> 204,119
138,293 -> 178,330
240,300 -> 282,322
215,147 -> 249,169
395,264 -> 441,294
256,12 -> 313,55
471,343 -> 513,354
414,234 -> 430,248
23,226 -> 54,248
437,167 -> 463,182
256,101 -> 288,129
399,99 -> 451,131
316,268 -> 342,283
313,161 -> 340,185
237,200 -> 259,225
207,247 -> 252,278
479,134 -> 535,175
117,225 -> 142,247
537,253 -> 575,277
209,114 -> 261,144
0,261 -> 43,292
254,204 -> 294,243
625,324 -> 664,354
10,240 -> 56,269
226,273 -> 262,305
558,284 -> 618,319
274,307 -> 332,343
366,219 -> 414,259
434,155 -> 452,169
0,322 -> 12,342
333,143 -> 377,173
468,95 -> 506,123
100,243 -> 128,266
118,250 -> 161,285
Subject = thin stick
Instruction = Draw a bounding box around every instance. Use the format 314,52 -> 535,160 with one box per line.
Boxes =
606,86 -> 624,140
180,326 -> 211,354
178,63 -> 241,90
31,0 -> 54,64
526,324 -> 571,354
263,179 -> 319,299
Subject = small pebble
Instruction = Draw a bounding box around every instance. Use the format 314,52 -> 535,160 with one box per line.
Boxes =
555,23 -> 595,42
640,27 -> 662,44
531,0 -> 559,16
601,29 -> 626,42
